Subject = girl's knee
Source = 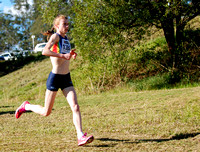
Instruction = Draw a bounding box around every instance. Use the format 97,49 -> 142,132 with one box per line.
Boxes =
72,104 -> 80,112
42,112 -> 51,117
42,109 -> 51,117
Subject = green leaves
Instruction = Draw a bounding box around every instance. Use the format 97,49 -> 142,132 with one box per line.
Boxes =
35,0 -> 200,86
37,0 -> 71,26
0,13 -> 20,51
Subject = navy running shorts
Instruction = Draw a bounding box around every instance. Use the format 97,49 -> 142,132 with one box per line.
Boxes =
46,72 -> 73,91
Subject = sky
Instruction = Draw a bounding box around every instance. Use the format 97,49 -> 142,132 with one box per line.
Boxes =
0,0 -> 13,13
0,0 -> 33,15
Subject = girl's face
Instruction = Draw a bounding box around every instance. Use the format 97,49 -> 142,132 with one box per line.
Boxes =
56,18 -> 69,34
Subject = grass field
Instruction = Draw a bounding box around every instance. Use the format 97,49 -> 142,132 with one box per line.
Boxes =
1,86 -> 200,151
0,57 -> 200,151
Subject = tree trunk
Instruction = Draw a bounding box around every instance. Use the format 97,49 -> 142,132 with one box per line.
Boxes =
176,14 -> 185,69
160,18 -> 177,69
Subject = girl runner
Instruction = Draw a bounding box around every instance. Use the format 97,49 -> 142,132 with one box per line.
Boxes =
15,15 -> 94,146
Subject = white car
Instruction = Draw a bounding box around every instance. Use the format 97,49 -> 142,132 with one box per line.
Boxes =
0,52 -> 16,61
34,43 -> 47,53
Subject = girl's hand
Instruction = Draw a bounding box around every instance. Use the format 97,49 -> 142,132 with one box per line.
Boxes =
70,49 -> 77,59
62,53 -> 72,60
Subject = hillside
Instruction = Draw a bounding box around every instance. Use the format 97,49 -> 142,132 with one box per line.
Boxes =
0,57 -> 50,104
0,62 -> 200,151
1,16 -> 199,96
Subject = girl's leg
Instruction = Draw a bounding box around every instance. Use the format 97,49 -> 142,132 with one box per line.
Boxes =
62,86 -> 94,146
62,87 -> 83,138
25,89 -> 57,116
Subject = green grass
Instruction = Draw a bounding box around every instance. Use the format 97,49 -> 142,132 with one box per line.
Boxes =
0,57 -> 200,151
0,87 -> 200,151
126,73 -> 200,91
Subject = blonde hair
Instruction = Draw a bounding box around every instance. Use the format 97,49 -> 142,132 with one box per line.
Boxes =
43,15 -> 68,40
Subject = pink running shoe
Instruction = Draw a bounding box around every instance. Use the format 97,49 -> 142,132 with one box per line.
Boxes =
78,133 -> 94,146
15,101 -> 30,119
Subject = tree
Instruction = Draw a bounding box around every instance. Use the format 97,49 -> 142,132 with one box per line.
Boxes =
1,0 -> 50,51
32,0 -> 73,43
37,0 -> 200,85
144,0 -> 200,70
11,0 -> 36,50
0,0 -> 34,51
37,0 -> 72,26
71,0 -> 199,75
0,13 -> 21,52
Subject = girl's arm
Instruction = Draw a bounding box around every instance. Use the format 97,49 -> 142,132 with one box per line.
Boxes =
42,33 -> 72,60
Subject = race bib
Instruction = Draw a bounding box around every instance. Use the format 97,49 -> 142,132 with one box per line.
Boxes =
62,39 -> 71,54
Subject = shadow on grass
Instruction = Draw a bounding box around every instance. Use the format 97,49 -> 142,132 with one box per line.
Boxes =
86,133 -> 200,147
0,108 -> 55,116
85,138 -> 136,147
0,110 -> 32,116
137,132 -> 200,143
85,143 -> 118,147
0,105 -> 15,115
0,111 -> 15,115
0,106 -> 14,108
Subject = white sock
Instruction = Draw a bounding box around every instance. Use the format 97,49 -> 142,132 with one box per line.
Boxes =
25,104 -> 30,111
77,132 -> 84,139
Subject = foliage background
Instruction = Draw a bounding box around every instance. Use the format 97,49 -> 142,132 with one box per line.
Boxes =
0,0 -> 199,93
0,2 -> 199,151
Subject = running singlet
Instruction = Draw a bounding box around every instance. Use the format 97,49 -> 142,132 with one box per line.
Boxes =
50,33 -> 71,54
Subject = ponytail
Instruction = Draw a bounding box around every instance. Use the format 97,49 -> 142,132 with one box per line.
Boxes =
42,27 -> 55,41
